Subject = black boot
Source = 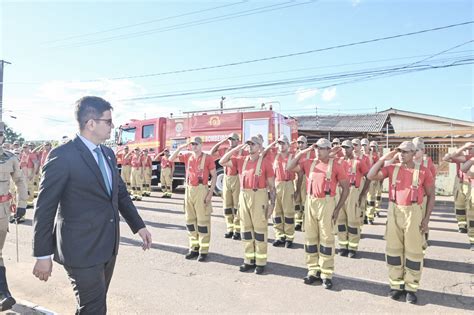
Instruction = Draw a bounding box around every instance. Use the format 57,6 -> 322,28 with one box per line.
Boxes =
0,266 -> 16,311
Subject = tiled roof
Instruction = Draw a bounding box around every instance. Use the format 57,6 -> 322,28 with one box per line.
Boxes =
296,113 -> 389,133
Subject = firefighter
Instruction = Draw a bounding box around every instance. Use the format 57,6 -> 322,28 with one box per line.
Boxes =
210,133 -> 245,240
442,142 -> 474,233
337,140 -> 370,258
130,147 -> 144,201
332,138 -> 344,158
360,138 -> 370,154
287,138 -> 349,289
118,146 -> 132,193
170,137 -> 217,262
219,136 -> 275,274
154,148 -> 174,198
39,142 -> 52,172
19,142 -> 38,208
352,138 -> 370,225
141,149 -> 153,196
368,141 -> 435,304
366,141 -> 381,223
294,135 -> 315,232
28,143 -> 41,197
0,122 -> 28,311
460,154 -> 474,250
269,135 -> 296,248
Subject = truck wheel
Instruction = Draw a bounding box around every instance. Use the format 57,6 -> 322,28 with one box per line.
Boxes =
214,168 -> 224,196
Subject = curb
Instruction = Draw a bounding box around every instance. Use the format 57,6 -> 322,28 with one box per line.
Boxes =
11,299 -> 56,315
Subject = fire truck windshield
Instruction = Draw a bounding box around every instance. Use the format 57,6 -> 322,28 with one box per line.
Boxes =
120,127 -> 136,144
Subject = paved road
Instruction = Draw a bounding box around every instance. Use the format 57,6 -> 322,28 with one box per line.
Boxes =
4,191 -> 474,314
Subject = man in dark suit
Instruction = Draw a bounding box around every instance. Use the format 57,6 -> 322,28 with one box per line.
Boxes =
32,96 -> 152,314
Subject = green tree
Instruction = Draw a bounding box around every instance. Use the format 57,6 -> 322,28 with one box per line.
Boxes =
4,123 -> 24,144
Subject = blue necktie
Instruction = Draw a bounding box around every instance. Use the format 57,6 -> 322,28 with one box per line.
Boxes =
94,147 -> 112,196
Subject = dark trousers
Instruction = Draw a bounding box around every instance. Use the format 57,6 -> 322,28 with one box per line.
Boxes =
64,256 -> 117,315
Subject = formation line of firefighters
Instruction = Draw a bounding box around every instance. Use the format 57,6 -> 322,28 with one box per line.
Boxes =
159,133 -> 473,305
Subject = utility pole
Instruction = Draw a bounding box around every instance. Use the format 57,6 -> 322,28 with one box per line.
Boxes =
220,96 -> 226,114
0,60 -> 12,121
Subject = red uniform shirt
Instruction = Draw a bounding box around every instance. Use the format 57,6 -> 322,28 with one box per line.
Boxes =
218,147 -> 248,176
131,155 -> 142,168
339,156 -> 369,188
269,152 -> 296,182
161,156 -> 174,169
122,154 -> 132,166
179,152 -> 216,186
40,150 -> 50,168
421,156 -> 436,179
299,158 -> 347,198
20,152 -> 37,169
231,155 -> 274,189
381,164 -> 434,206
142,156 -> 152,168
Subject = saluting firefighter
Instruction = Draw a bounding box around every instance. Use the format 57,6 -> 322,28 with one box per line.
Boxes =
19,142 -> 38,208
170,137 -> 217,262
219,136 -> 276,275
0,122 -> 28,311
294,136 -> 315,231
368,141 -> 435,304
366,141 -> 381,224
287,138 -> 349,289
130,147 -> 144,201
210,133 -> 246,240
117,146 -> 132,193
265,135 -> 297,248
442,142 -> 473,233
141,149 -> 153,196
337,140 -> 370,258
154,148 -> 174,198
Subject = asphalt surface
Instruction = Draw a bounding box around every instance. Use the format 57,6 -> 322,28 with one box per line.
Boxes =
3,190 -> 474,314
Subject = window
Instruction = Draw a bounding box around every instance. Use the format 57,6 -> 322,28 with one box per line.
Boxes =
243,119 -> 269,147
120,127 -> 136,144
142,124 -> 155,139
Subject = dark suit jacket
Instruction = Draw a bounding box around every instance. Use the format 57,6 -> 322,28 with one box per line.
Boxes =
33,136 -> 145,268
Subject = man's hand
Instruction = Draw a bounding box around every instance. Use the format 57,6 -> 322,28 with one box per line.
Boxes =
380,150 -> 398,162
420,218 -> 429,234
331,209 -> 340,225
137,227 -> 152,250
330,146 -> 342,155
204,192 -> 212,205
33,258 -> 53,282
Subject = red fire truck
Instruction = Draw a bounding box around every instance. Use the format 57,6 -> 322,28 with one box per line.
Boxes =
115,107 -> 298,195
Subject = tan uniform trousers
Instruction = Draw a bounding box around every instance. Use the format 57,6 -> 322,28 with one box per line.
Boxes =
160,167 -> 173,194
22,168 -> 35,205
121,165 -> 132,192
358,177 -> 367,225
304,196 -> 336,280
375,180 -> 383,209
337,186 -> 361,250
222,175 -> 240,233
0,203 -> 10,267
366,180 -> 381,220
294,175 -> 307,227
453,178 -> 470,229
385,202 -> 424,292
239,189 -> 268,266
185,185 -> 212,254
468,186 -> 474,245
273,181 -> 295,241
130,167 -> 143,199
143,167 -> 152,194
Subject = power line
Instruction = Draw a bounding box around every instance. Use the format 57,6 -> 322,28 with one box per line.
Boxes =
53,1 -> 316,49
43,1 -> 248,44
82,20 -> 473,81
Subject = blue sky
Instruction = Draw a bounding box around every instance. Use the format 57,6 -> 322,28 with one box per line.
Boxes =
1,0 -> 473,140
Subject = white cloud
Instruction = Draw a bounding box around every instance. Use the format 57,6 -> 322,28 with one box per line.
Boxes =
321,87 -> 337,102
351,0 -> 362,7
295,88 -> 319,102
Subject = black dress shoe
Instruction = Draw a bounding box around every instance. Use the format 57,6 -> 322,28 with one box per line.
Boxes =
322,279 -> 333,290
303,275 -> 321,285
338,248 -> 349,257
363,218 -> 368,224
459,227 -> 467,233
254,266 -> 265,275
197,254 -> 207,262
388,289 -> 404,300
232,232 -> 241,240
470,244 -> 474,251
295,224 -> 302,231
285,240 -> 293,248
368,220 -> 374,225
348,250 -> 357,258
239,263 -> 256,272
224,232 -> 234,239
0,294 -> 16,312
406,291 -> 417,304
185,251 -> 199,260
272,239 -> 285,247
